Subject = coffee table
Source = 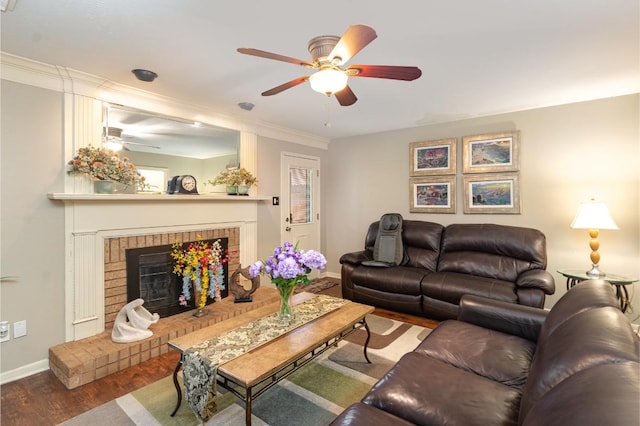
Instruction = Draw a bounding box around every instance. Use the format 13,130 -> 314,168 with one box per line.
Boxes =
168,292 -> 375,425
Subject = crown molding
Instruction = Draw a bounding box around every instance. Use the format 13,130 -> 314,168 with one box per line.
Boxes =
0,52 -> 329,149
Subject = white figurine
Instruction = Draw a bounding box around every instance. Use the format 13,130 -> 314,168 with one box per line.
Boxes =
111,298 -> 159,343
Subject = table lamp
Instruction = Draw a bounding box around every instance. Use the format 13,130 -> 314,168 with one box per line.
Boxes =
570,199 -> 618,277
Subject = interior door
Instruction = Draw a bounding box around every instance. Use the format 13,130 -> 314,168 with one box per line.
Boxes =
281,153 -> 321,277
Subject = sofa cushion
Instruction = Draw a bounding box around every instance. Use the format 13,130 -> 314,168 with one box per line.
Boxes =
420,295 -> 459,319
421,271 -> 518,304
365,220 -> 443,271
330,402 -> 415,426
536,279 -> 619,342
351,266 -> 424,296
519,305 -> 639,420
362,352 -> 522,426
352,285 -> 423,315
521,362 -> 640,426
438,224 -> 547,282
414,320 -> 535,390
402,220 -> 443,271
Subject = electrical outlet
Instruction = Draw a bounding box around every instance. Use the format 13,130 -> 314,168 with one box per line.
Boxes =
13,320 -> 26,338
0,321 -> 9,342
272,196 -> 279,206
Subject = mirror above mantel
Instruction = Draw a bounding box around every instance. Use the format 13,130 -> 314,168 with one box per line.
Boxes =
104,103 -> 240,193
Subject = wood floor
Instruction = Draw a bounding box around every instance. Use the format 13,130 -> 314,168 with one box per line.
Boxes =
0,287 -> 438,426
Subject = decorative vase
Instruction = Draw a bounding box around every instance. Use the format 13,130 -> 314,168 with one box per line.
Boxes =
226,185 -> 238,195
94,180 -> 115,194
114,182 -> 137,194
237,184 -> 249,195
276,285 -> 295,322
192,285 -> 208,318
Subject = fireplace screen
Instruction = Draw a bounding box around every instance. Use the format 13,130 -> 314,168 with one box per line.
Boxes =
125,238 -> 228,317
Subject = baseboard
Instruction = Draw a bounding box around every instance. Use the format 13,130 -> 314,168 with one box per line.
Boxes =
0,358 -> 49,385
321,271 -> 341,279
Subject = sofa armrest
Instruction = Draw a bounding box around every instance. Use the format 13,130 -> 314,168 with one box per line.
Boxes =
339,250 -> 373,265
458,295 -> 548,342
516,269 -> 556,295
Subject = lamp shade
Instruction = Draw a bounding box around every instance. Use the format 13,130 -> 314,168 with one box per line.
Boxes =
308,69 -> 348,95
570,200 -> 618,230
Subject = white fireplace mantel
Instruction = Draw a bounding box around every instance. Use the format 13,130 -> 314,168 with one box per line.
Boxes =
48,193 -> 271,202
54,195 -> 269,342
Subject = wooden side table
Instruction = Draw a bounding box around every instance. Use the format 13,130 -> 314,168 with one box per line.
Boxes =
557,269 -> 638,313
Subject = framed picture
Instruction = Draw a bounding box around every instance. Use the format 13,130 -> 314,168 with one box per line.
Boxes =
409,138 -> 456,176
463,173 -> 521,214
409,176 -> 456,213
462,131 -> 520,173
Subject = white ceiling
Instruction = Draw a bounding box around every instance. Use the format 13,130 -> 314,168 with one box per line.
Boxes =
1,0 -> 638,140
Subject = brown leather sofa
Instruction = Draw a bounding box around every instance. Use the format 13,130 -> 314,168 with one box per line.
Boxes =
331,279 -> 640,426
340,221 -> 555,319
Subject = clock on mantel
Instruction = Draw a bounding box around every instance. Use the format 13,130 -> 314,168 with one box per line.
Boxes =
167,175 -> 198,194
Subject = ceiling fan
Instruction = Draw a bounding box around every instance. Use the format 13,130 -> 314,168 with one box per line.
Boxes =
103,127 -> 161,152
237,24 -> 422,106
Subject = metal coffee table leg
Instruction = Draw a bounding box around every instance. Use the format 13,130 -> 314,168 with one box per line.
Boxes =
170,356 -> 183,417
362,319 -> 372,363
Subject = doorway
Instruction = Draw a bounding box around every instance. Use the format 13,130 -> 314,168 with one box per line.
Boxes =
280,153 -> 321,277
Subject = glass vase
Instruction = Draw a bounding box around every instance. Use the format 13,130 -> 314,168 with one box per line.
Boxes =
94,180 -> 115,194
277,285 -> 295,322
192,285 -> 208,318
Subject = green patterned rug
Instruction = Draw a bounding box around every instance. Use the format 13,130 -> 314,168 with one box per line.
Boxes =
59,314 -> 430,426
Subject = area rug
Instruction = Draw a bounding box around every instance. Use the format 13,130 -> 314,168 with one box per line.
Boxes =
59,314 -> 430,426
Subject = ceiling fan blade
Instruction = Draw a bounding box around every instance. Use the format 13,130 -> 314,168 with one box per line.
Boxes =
123,140 -> 161,149
347,64 -> 422,81
262,76 -> 310,96
237,47 -> 314,68
329,25 -> 377,65
334,85 -> 358,106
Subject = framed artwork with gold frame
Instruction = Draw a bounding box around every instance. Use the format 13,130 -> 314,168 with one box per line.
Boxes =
462,131 -> 519,174
409,176 -> 456,213
463,173 -> 520,214
409,138 -> 456,176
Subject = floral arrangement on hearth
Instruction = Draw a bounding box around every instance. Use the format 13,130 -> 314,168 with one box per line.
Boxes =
67,145 -> 145,187
171,235 -> 229,312
249,241 -> 327,320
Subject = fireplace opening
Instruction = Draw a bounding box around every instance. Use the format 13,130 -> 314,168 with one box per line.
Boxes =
125,238 -> 229,317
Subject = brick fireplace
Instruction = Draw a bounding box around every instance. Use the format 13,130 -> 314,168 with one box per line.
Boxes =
47,193 -> 265,340
103,227 -> 240,331
47,194 -> 270,389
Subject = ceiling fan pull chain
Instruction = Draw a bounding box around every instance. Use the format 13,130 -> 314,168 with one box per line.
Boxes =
323,96 -> 332,128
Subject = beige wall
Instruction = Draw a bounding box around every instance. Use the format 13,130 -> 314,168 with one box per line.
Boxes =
1,81 -> 67,372
326,94 -> 640,317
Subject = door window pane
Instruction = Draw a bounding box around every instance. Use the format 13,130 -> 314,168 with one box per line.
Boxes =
290,167 -> 312,224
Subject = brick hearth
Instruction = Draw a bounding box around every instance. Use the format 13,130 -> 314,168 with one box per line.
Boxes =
49,287 -> 279,389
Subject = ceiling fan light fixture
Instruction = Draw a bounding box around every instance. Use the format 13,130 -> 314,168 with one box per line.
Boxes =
309,69 -> 348,95
103,140 -> 123,151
